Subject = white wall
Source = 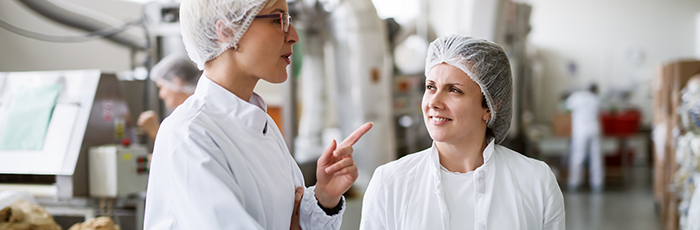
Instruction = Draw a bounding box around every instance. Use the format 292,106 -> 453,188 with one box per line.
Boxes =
696,13 -> 700,58
527,0 -> 700,126
0,0 -> 143,72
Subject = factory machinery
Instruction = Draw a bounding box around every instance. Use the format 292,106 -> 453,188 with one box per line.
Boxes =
0,1 -> 182,229
0,70 -> 149,229
0,0 -> 532,229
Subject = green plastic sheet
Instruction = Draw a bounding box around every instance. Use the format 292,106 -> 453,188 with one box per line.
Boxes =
0,85 -> 61,150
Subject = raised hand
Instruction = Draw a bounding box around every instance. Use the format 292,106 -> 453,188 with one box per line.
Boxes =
314,122 -> 373,208
138,110 -> 160,139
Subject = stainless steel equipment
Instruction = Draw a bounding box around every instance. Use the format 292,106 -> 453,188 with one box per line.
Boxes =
0,70 -> 135,199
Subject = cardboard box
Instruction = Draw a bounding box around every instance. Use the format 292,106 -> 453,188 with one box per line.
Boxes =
652,60 -> 700,230
551,112 -> 571,137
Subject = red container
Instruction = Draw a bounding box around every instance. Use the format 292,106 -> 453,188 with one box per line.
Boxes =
600,113 -> 617,134
600,110 -> 641,136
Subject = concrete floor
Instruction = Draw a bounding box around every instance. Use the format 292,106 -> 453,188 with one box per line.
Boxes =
340,167 -> 661,229
564,167 -> 662,230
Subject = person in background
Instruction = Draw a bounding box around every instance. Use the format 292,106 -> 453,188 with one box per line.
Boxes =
566,83 -> 603,192
137,53 -> 201,140
144,0 -> 372,229
360,35 -> 565,230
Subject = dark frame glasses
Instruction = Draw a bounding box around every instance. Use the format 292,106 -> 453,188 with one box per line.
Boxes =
254,12 -> 292,33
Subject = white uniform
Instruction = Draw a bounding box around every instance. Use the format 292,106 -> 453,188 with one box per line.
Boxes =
566,90 -> 603,190
360,140 -> 565,230
144,76 -> 344,230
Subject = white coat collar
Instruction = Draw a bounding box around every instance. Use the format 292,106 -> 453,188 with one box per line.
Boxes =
429,138 -> 496,229
429,138 -> 496,177
194,75 -> 269,135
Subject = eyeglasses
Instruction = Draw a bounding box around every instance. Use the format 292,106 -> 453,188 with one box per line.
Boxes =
254,12 -> 292,33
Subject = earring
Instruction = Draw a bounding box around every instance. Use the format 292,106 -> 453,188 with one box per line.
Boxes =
234,44 -> 239,51
484,109 -> 491,124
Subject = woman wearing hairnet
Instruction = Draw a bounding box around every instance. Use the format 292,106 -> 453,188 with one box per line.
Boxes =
360,35 -> 565,230
144,0 -> 372,229
137,53 -> 201,140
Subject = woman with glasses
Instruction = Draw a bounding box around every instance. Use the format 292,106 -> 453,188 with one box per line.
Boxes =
144,0 -> 372,229
360,35 -> 565,230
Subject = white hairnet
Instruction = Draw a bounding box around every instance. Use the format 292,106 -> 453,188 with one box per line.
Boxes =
425,35 -> 513,144
150,53 -> 202,94
180,0 -> 272,70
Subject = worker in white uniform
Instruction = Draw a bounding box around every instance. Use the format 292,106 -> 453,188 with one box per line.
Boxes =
144,0 -> 373,229
137,53 -> 201,140
566,84 -> 603,192
360,35 -> 566,230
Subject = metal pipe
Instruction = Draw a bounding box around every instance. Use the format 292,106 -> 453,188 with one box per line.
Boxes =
18,0 -> 147,50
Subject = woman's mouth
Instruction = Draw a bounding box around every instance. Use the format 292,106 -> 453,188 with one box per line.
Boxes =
429,116 -> 452,124
282,53 -> 292,64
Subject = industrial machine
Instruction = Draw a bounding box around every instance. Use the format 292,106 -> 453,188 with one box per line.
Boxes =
89,144 -> 150,198
289,0 -> 396,191
0,70 -> 136,199
0,70 -> 146,229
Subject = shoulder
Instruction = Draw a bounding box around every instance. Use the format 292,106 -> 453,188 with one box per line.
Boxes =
374,148 -> 431,181
493,145 -> 555,181
366,148 -> 432,193
161,95 -> 218,132
492,145 -> 561,205
156,96 -> 222,149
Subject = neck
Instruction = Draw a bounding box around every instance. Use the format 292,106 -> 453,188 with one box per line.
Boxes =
436,135 -> 489,173
203,50 -> 258,102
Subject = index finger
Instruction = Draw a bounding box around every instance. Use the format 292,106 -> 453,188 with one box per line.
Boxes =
339,122 -> 373,147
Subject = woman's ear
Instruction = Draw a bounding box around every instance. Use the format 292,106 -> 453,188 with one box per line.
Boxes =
482,109 -> 491,123
215,19 -> 234,44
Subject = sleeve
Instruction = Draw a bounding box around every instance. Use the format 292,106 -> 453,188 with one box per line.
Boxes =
360,166 -> 388,230
565,93 -> 575,110
150,130 -> 265,230
299,185 -> 345,230
282,144 -> 344,230
542,163 -> 566,230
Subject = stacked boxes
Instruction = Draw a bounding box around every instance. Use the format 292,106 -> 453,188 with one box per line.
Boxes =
652,60 -> 700,230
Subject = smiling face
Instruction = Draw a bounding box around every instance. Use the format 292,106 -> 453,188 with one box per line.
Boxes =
422,63 -> 490,145
232,0 -> 298,84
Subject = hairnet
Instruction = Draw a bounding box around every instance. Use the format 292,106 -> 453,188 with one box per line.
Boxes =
180,0 -> 273,70
425,35 -> 513,144
150,53 -> 202,94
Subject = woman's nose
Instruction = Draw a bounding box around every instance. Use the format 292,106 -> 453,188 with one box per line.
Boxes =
427,93 -> 445,110
287,24 -> 299,45
159,87 -> 167,100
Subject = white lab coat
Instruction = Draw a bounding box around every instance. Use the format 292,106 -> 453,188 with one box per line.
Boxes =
360,140 -> 565,230
144,76 -> 344,230
566,91 -> 600,135
565,90 -> 603,189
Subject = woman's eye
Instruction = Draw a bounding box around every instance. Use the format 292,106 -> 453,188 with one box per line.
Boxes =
273,19 -> 281,24
426,85 -> 435,90
450,87 -> 461,93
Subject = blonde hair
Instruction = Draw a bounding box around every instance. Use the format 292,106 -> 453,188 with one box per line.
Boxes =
265,0 -> 278,8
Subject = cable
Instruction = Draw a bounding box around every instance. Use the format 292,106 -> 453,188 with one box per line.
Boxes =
0,17 -> 143,43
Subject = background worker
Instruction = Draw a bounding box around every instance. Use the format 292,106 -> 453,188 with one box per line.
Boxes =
566,83 -> 603,192
137,53 -> 201,140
